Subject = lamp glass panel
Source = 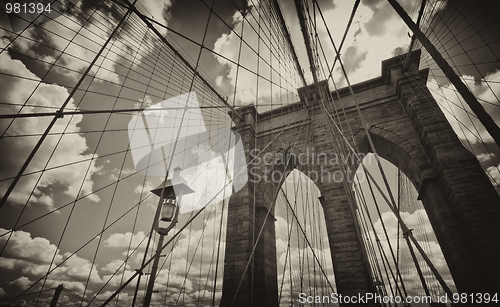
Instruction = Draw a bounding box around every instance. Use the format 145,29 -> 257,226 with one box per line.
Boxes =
161,198 -> 176,222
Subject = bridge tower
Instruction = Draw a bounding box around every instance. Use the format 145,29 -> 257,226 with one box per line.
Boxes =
220,51 -> 500,306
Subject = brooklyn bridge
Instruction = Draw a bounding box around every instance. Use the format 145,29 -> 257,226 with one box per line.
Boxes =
0,0 -> 499,306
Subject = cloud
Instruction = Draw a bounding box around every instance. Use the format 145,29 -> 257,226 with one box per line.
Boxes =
210,0 -> 431,106
133,95 -> 155,110
94,290 -> 136,305
212,6 -> 301,106
342,45 -> 368,74
131,177 -> 164,211
274,172 -> 337,298
104,231 -> 148,249
476,153 -> 493,163
90,204 -> 227,306
0,228 -> 60,265
283,0 -> 416,87
362,0 -> 394,37
8,276 -> 32,291
9,13 -> 119,83
101,269 -> 139,289
428,70 -> 500,144
427,70 -> 500,186
373,209 -> 434,241
109,168 -> 137,182
101,259 -> 131,274
279,0 -> 448,90
365,207 -> 457,294
486,165 -> 500,186
58,252 -> 102,284
0,228 -> 102,296
0,36 -> 101,209
140,0 -> 172,30
6,0 -> 172,84
46,279 -> 88,294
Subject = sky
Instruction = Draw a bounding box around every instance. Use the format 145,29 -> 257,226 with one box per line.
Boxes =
0,0 -> 499,306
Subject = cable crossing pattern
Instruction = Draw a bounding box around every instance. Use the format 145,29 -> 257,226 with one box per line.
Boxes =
0,0 -> 499,306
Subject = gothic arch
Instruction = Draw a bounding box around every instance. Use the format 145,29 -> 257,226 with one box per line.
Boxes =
353,126 -> 431,191
221,52 -> 500,307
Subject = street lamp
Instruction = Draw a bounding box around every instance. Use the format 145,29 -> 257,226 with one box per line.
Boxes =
143,167 -> 194,307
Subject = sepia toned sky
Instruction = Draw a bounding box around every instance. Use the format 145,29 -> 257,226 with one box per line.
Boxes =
0,0 -> 499,305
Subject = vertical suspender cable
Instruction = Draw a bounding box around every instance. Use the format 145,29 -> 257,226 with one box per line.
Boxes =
387,0 -> 500,148
0,0 -> 138,212
403,230 -> 433,298
362,167 -> 454,298
403,0 -> 426,70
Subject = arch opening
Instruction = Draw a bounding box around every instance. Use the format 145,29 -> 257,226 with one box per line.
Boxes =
274,169 -> 337,306
352,154 -> 457,304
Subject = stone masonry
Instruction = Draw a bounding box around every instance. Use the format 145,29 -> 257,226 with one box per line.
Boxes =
220,50 -> 500,306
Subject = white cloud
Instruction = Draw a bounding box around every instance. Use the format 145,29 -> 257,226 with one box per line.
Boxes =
140,0 -> 172,31
210,0 -> 432,108
427,70 -> 500,186
212,7 -> 301,106
8,276 -> 32,290
133,95 -> 155,110
428,70 -> 500,144
325,1 -> 412,86
476,152 -> 492,163
486,165 -> 500,186
101,269 -> 139,289
366,207 -> 457,294
58,252 -> 102,284
11,12 -> 119,83
6,0 -> 172,84
133,178 -> 163,206
274,172 -> 336,296
0,228 -> 102,296
0,36 -> 101,209
109,167 -> 137,182
0,228 -> 60,265
101,259 -> 131,274
89,205 -> 227,306
45,279 -> 87,294
94,290 -> 136,305
104,231 -> 148,249
373,209 -> 433,241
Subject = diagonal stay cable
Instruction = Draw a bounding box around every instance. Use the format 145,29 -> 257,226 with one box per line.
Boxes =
6,192 -> 153,305
228,106 -> 310,307
99,96 -> 312,307
279,184 -> 336,294
0,0 -> 136,212
0,101 -> 308,243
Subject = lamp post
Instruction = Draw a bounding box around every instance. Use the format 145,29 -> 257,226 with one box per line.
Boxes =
143,168 -> 194,307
